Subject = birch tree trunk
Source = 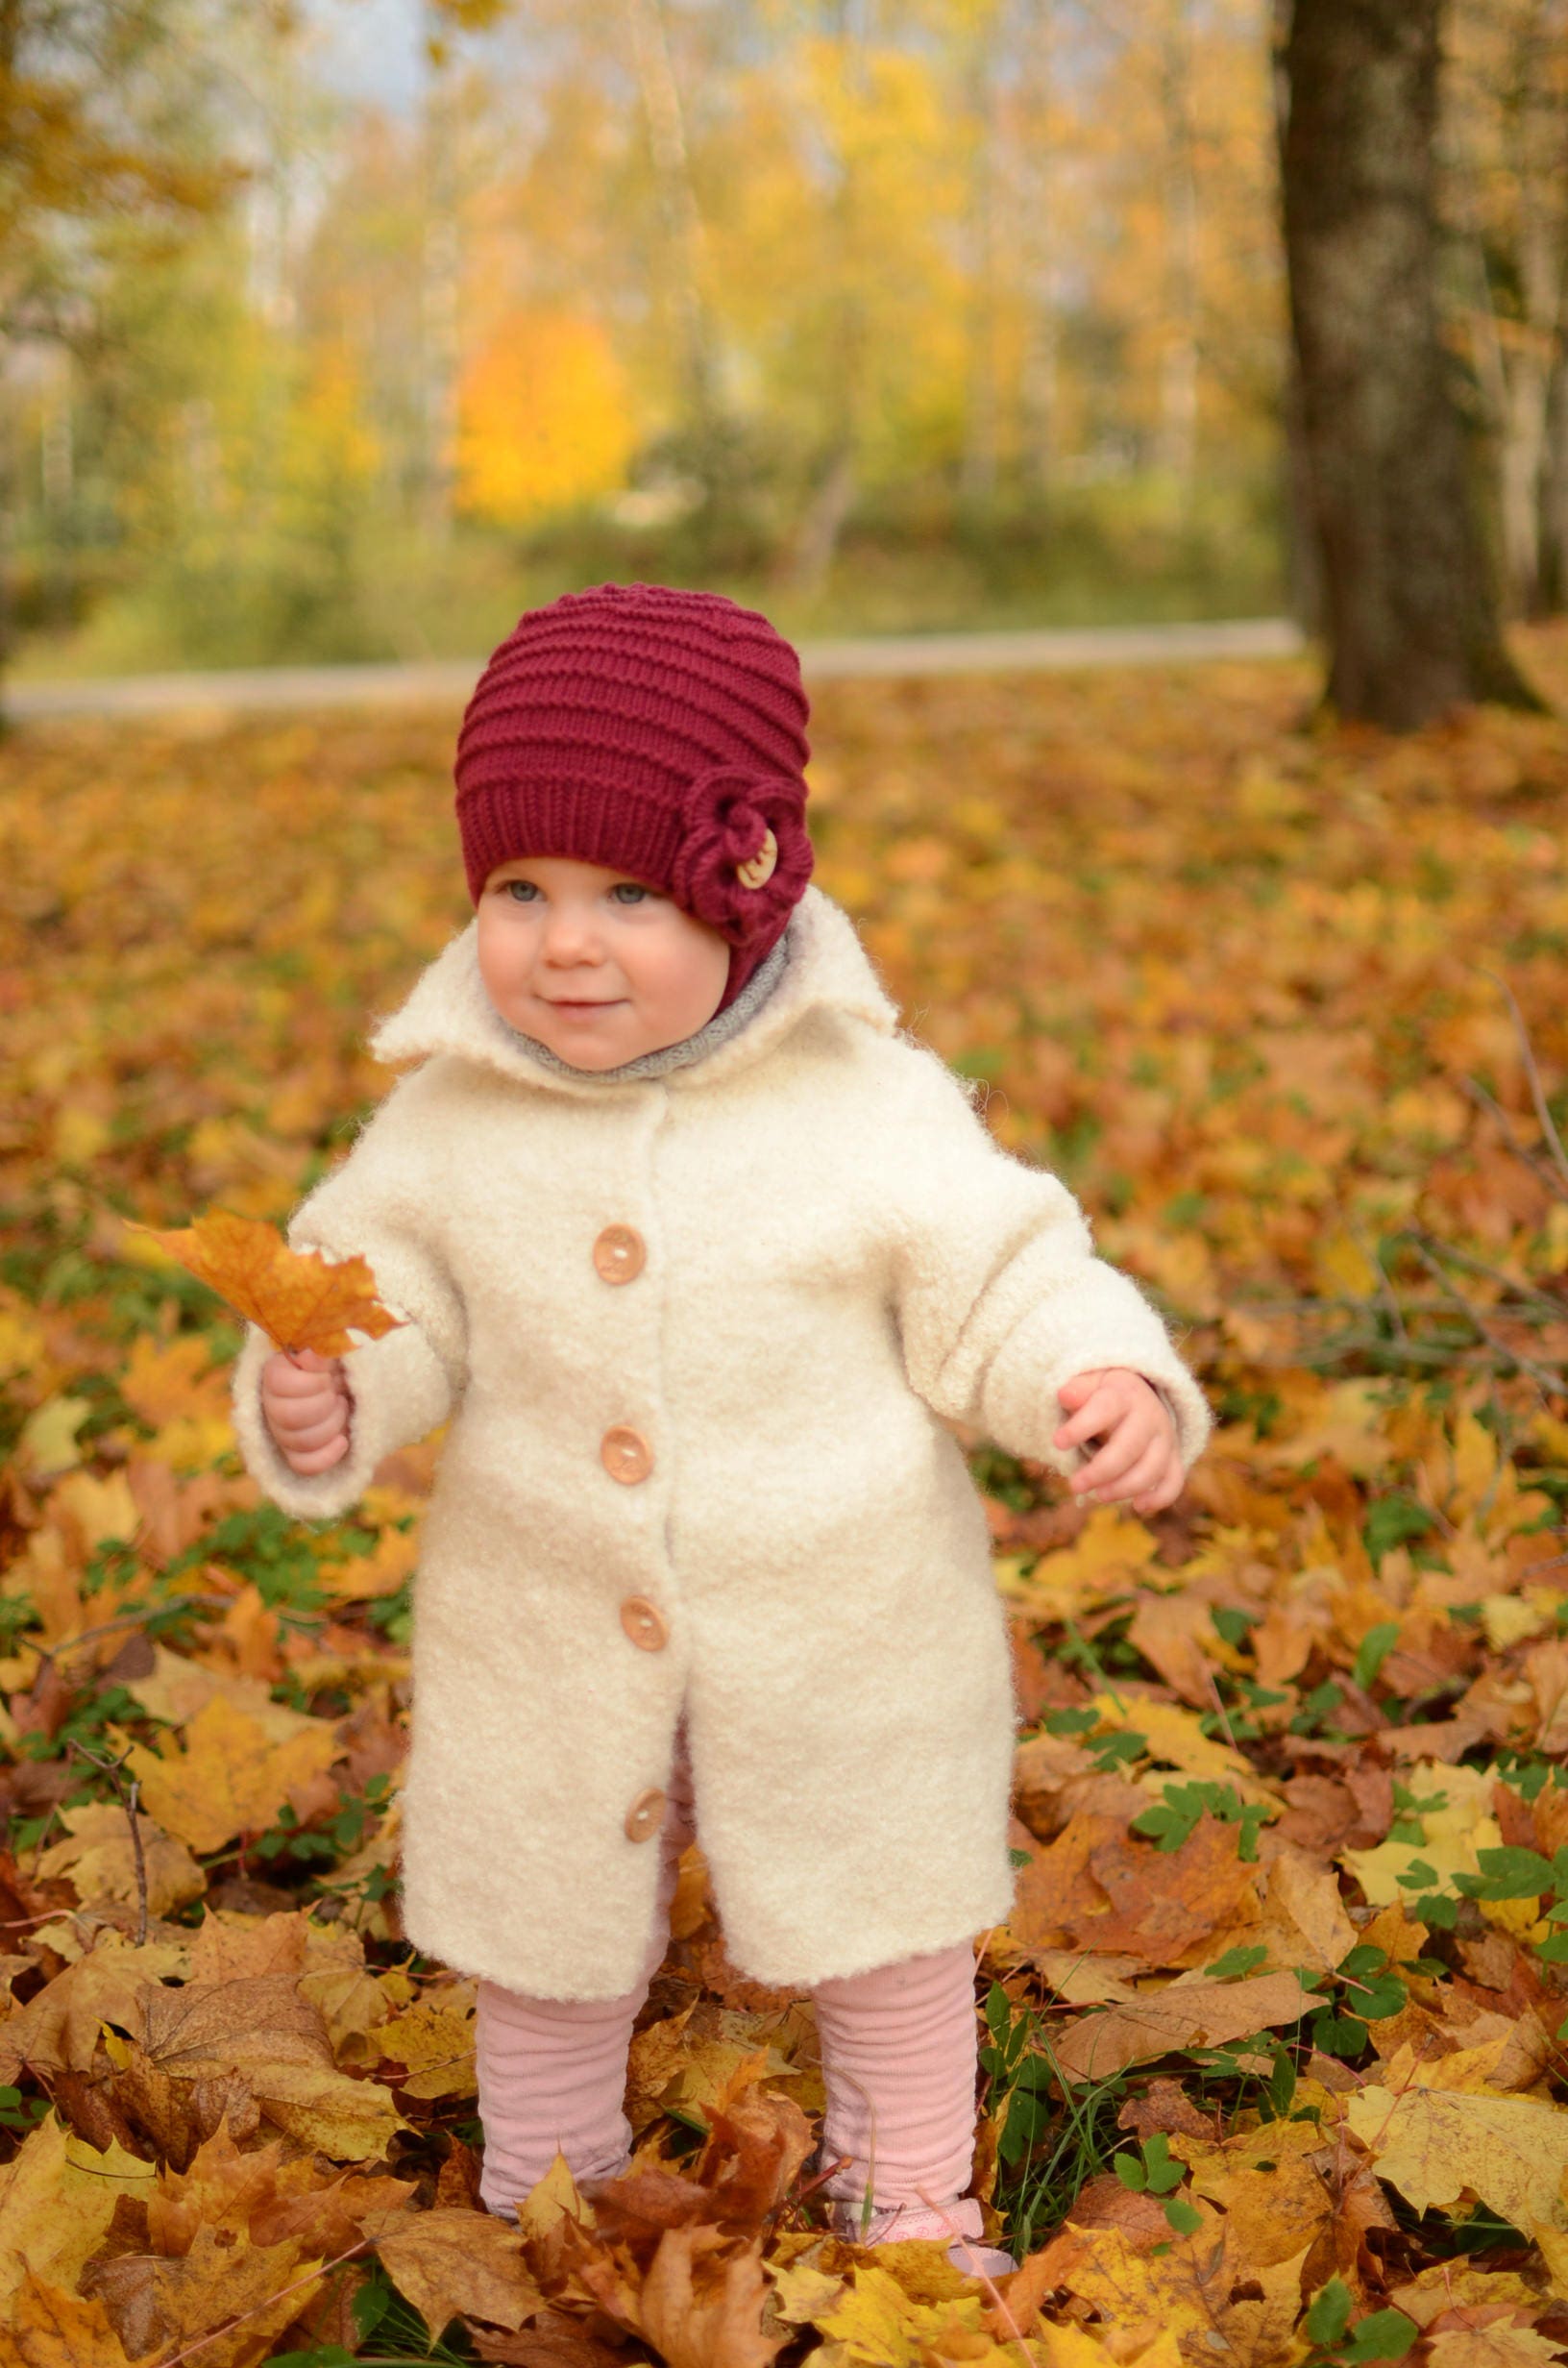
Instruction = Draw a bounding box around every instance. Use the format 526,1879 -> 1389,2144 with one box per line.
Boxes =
1280,0 -> 1545,725
624,0 -> 718,448
1017,0 -> 1059,506
960,27 -> 1000,507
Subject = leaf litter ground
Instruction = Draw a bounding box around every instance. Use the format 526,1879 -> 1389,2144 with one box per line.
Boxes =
1,628 -> 1568,2366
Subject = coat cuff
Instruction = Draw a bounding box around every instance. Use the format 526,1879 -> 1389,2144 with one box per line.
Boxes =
978,1262 -> 1213,1479
229,1311 -> 455,1524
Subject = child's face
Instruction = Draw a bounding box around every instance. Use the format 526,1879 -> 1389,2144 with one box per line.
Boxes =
477,855 -> 732,1069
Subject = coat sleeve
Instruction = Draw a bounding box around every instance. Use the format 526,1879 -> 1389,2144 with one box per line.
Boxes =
882,1038 -> 1213,1477
229,1071 -> 468,1524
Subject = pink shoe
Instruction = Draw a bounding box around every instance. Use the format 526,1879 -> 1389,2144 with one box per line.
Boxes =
830,2195 -> 1017,2281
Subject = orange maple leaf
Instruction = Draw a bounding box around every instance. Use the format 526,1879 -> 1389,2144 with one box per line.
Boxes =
126,1208 -> 407,1359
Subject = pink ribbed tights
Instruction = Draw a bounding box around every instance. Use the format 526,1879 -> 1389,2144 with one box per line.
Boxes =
474,1724 -> 984,2247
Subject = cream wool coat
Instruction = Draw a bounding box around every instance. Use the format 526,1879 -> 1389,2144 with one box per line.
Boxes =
231,885 -> 1213,2001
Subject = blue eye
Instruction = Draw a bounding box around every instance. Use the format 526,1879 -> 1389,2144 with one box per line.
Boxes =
505,880 -> 540,902
611,883 -> 649,904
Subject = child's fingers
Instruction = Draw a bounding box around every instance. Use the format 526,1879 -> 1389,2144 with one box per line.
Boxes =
1089,1437 -> 1171,1506
276,1399 -> 350,1450
1133,1476 -> 1183,1515
283,1431 -> 352,1475
1068,1423 -> 1160,1496
1053,1380 -> 1125,1448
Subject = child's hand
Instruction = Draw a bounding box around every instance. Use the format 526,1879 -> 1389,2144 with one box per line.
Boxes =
1054,1368 -> 1182,1516
260,1345 -> 354,1476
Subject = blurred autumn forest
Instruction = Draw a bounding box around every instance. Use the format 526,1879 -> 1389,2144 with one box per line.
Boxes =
3,0 -> 1566,684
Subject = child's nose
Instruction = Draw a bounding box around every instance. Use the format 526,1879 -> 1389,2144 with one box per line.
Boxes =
541,905 -> 602,961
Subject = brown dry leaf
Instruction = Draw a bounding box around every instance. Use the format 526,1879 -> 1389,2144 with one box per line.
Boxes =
1127,1591 -> 1227,1708
125,1207 -> 406,1357
122,1968 -> 410,2163
1050,1968 -> 1311,2083
0,1933 -> 189,2084
630,2224 -> 785,2368
695,2081 -> 815,2224
1427,2329 -> 1568,2368
81,2223 -> 322,2368
144,2114 -> 416,2257
35,1802 -> 206,1919
1035,1947 -> 1143,2005
112,1693 -> 341,1854
376,2208 -> 547,2336
1345,2078 -> 1568,2232
1263,1842 -> 1360,1974
0,2268 -> 138,2368
120,1640 -> 331,1746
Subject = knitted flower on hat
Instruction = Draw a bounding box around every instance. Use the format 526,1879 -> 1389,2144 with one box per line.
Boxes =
453,582 -> 815,1010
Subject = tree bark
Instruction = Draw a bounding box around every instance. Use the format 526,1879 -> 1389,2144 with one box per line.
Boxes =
1280,0 -> 1546,726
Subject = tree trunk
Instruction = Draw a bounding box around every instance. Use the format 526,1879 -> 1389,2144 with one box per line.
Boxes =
960,30 -> 1000,507
625,0 -> 718,449
1156,0 -> 1200,513
1016,0 -> 1059,506
1280,0 -> 1546,726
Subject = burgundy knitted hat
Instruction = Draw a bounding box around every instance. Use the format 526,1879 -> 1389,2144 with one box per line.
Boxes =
454,581 -> 814,1014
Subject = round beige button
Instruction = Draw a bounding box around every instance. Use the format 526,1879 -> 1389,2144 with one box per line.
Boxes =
601,1426 -> 652,1484
736,826 -> 778,890
624,1788 -> 666,1842
594,1224 -> 646,1284
620,1595 -> 669,1652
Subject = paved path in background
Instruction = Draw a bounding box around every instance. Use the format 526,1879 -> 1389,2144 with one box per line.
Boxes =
5,616 -> 1306,722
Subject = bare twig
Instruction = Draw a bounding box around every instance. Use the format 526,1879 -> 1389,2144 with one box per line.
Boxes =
1471,964 -> 1568,1196
1457,1073 -> 1568,1204
1407,1239 -> 1567,1398
26,1591 -> 236,1676
63,1738 -> 149,1946
1401,1226 -> 1568,1313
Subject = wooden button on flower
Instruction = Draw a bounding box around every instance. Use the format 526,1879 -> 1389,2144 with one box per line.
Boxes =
735,826 -> 778,890
601,1426 -> 652,1484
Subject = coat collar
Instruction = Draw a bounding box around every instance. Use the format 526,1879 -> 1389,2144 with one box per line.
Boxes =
367,885 -> 902,1098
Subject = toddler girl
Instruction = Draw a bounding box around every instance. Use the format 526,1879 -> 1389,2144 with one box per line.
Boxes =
231,582 -> 1213,2278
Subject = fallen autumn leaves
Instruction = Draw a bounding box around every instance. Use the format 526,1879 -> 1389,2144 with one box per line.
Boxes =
1,634 -> 1567,2365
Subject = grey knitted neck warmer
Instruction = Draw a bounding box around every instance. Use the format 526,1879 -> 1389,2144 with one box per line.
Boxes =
502,933 -> 791,1083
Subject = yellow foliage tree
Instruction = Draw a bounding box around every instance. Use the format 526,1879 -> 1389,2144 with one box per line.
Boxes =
453,306 -> 635,527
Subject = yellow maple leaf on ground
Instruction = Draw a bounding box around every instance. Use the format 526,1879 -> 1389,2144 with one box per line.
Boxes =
0,2266 -> 138,2368
817,2261 -> 989,2363
0,2116 -> 159,2313
376,1986 -> 478,2101
112,1694 -> 340,1854
125,1207 -> 405,1358
1346,2077 -> 1568,2232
